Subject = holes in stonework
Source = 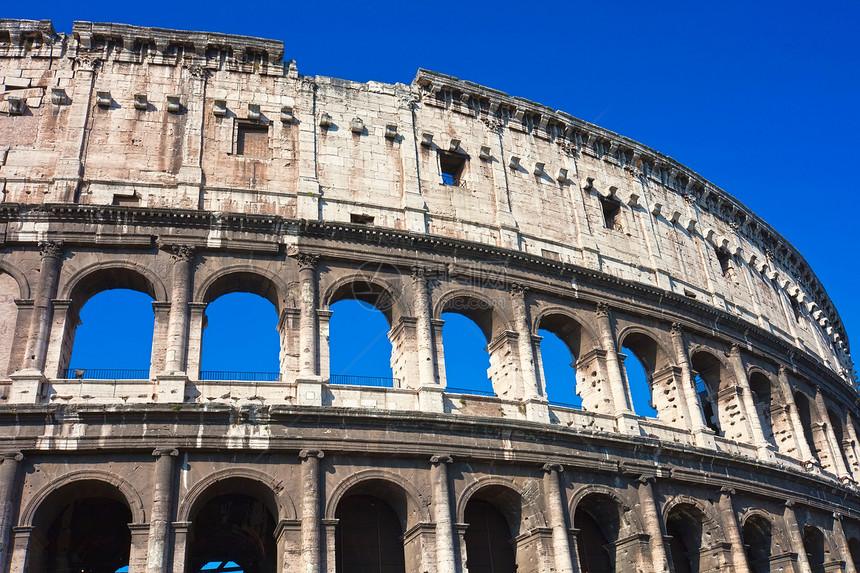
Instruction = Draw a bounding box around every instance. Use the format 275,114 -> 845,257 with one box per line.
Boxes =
599,196 -> 622,231
235,121 -> 269,158
438,150 -> 467,187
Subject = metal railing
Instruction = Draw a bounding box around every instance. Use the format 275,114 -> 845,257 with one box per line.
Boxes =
199,371 -> 280,382
549,400 -> 582,410
445,386 -> 496,397
327,375 -> 400,388
64,368 -> 150,380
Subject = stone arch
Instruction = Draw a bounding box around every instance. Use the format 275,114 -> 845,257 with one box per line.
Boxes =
456,475 -> 547,534
20,469 -> 146,527
568,484 -> 640,531
60,260 -> 168,308
616,326 -> 674,374
324,468 -> 431,529
688,346 -> 735,392
321,271 -> 408,326
532,306 -> 601,354
196,264 -> 292,315
176,467 -> 296,523
434,287 -> 512,342
690,347 -> 745,439
661,495 -> 727,544
0,259 -> 30,299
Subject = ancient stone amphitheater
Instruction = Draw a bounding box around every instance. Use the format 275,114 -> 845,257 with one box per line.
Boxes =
0,17 -> 857,573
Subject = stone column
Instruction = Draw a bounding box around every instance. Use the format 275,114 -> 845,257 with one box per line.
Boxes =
594,303 -> 630,414
145,448 -> 178,573
300,449 -> 324,573
814,387 -> 851,481
784,501 -> 812,573
777,366 -> 816,467
162,245 -> 195,375
412,267 -> 437,388
170,522 -> 191,573
511,285 -> 549,423
718,487 -> 750,573
322,519 -> 338,573
23,241 -> 64,372
49,57 -> 95,203
0,452 -> 23,573
637,476 -> 669,573
845,414 -> 860,481
430,455 -> 456,573
542,463 -> 574,573
295,254 -> 322,405
728,345 -> 771,457
670,323 -> 712,446
834,514 -> 857,573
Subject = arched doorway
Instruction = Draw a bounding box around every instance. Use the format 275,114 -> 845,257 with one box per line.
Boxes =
187,479 -> 278,573
573,493 -> 624,573
30,480 -> 134,573
463,486 -> 520,573
666,503 -> 707,573
741,514 -> 773,573
335,494 -> 405,573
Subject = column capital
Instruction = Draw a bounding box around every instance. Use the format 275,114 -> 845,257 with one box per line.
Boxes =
152,447 -> 179,458
670,321 -> 684,336
541,462 -> 563,474
430,454 -> 453,465
38,240 -> 64,259
729,342 -> 742,355
719,486 -> 735,497
299,448 -> 325,460
637,474 -> 656,485
169,244 -> 196,263
785,500 -> 796,509
1,452 -> 23,462
834,512 -> 844,522
595,302 -> 611,318
509,283 -> 529,296
411,265 -> 428,280
294,253 -> 320,271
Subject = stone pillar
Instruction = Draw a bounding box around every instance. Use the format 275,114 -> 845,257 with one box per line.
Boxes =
322,519 -> 338,573
129,523 -> 151,573
414,268 -> 443,412
295,254 -> 322,405
49,57 -> 95,203
23,241 -> 64,372
845,414 -> 860,481
177,65 -> 206,204
162,245 -> 195,375
637,476 -> 669,573
784,501 -> 812,573
814,387 -> 851,481
8,526 -> 47,573
542,463 -> 574,573
170,521 -> 191,573
145,448 -> 178,573
0,452 -> 23,573
296,78 -> 321,220
670,323 -> 712,446
834,514 -> 857,573
728,344 -> 771,458
511,285 -> 549,423
777,366 -> 816,468
430,455 -> 456,573
718,487 -> 750,573
300,449 -> 324,573
594,303 -> 630,414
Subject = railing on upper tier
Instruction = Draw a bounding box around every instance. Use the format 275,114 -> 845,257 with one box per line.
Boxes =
199,371 -> 281,382
64,368 -> 150,380
327,375 -> 401,388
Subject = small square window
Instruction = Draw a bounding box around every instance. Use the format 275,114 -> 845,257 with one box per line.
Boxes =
438,151 -> 467,187
600,196 -> 622,231
350,214 -> 374,225
236,121 -> 269,158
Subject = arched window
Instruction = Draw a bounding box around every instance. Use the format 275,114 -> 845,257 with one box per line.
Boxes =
690,352 -> 725,436
329,299 -> 394,384
538,329 -> 580,408
31,480 -> 133,573
0,271 -> 19,377
795,391 -> 821,464
665,503 -> 719,573
188,481 -> 277,573
802,526 -> 826,571
574,494 -> 624,573
335,494 -> 405,573
68,289 -> 154,379
848,537 -> 860,571
442,312 -> 493,396
742,515 -> 773,573
828,408 -> 852,472
463,488 -> 520,573
201,292 -> 280,380
748,373 -> 778,449
622,347 -> 657,418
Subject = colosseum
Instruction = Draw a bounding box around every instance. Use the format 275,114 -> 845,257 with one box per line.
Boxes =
0,17 -> 857,573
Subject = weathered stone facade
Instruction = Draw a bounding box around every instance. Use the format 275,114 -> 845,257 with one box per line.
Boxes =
0,18 -> 857,573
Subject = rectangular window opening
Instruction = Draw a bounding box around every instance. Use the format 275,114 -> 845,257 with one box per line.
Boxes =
438,151 -> 467,187
350,213 -> 374,225
236,121 -> 270,158
600,197 -> 622,231
715,248 -> 733,277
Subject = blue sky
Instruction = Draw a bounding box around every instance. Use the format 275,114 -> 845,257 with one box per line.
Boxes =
30,0 -> 857,395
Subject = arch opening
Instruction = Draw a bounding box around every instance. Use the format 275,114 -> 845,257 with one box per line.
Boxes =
442,312 -> 493,396
463,486 -> 521,573
794,391 -> 821,464
574,494 -> 623,573
619,332 -> 671,421
828,408 -> 852,472
30,480 -> 133,573
201,292 -> 280,381
328,299 -> 395,386
741,515 -> 773,573
690,352 -> 725,437
187,478 -> 278,573
665,503 -> 706,573
802,526 -> 826,572
538,328 -> 580,408
622,346 -> 657,418
67,289 -> 154,379
0,271 -> 21,377
748,373 -> 778,449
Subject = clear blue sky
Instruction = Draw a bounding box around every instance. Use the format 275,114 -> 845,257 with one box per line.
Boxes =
34,0 -> 857,393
